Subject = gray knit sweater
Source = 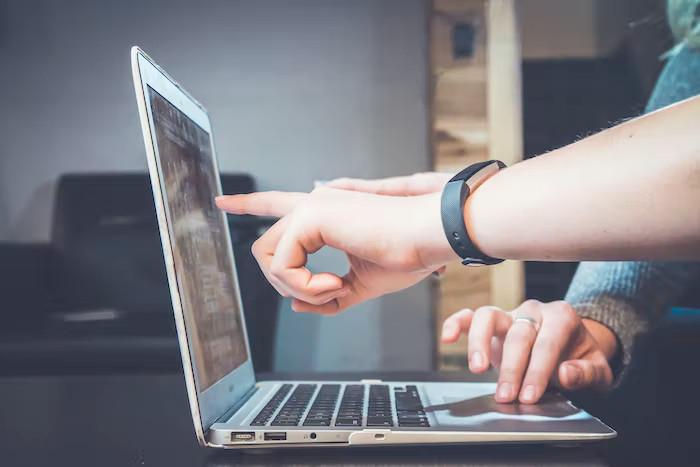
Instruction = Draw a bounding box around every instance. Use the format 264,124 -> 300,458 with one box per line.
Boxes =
565,45 -> 700,375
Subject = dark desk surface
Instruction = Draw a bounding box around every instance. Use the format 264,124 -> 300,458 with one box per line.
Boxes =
0,371 -> 609,467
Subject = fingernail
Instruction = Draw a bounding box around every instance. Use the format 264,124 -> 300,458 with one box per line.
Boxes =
566,364 -> 582,386
470,351 -> 484,370
313,180 -> 329,188
497,382 -> 513,400
521,385 -> 537,402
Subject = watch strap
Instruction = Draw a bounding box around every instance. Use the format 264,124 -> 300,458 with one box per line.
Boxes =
440,161 -> 505,266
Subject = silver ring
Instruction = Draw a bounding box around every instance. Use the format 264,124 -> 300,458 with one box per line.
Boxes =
512,316 -> 540,333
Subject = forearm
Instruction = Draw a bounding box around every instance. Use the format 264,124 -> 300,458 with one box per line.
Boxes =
465,94 -> 700,261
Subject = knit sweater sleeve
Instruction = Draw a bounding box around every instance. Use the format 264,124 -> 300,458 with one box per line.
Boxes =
565,261 -> 700,375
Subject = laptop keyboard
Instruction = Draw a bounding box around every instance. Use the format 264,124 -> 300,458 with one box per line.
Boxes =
250,383 -> 293,426
334,384 -> 364,427
251,383 -> 430,428
367,384 -> 393,426
303,384 -> 340,426
270,384 -> 316,426
395,385 -> 430,427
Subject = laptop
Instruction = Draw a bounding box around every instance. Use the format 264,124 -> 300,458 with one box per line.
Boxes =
130,46 -> 616,449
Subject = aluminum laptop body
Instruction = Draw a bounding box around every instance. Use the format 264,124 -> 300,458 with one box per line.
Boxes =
130,46 -> 616,449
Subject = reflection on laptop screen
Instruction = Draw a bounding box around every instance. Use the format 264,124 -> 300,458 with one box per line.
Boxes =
148,87 -> 248,391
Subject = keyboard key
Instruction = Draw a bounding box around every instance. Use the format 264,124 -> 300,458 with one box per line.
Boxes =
270,420 -> 299,426
335,418 -> 362,426
399,421 -> 431,427
367,416 -> 394,427
303,419 -> 331,426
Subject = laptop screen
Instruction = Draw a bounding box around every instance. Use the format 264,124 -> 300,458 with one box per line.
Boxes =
148,86 -> 249,392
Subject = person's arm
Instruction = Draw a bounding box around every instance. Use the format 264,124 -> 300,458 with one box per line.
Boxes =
216,95 -> 700,313
566,261 -> 700,379
466,94 -> 700,262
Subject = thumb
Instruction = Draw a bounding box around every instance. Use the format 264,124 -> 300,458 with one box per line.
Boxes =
558,358 -> 613,392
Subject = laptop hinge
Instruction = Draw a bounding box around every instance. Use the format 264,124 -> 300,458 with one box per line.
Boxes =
209,384 -> 259,428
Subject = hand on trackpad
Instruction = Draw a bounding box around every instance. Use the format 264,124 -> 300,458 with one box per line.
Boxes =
427,393 -> 581,419
422,384 -> 589,427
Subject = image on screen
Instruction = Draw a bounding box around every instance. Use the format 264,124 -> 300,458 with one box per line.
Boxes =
148,87 -> 248,391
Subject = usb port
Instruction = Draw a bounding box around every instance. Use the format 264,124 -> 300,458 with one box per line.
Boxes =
264,432 -> 287,441
231,432 -> 255,442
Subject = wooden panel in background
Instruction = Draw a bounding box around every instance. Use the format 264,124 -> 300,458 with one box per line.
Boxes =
430,0 -> 524,369
486,0 -> 525,312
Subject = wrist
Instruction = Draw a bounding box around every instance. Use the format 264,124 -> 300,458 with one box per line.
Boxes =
415,192 -> 461,268
582,318 -> 618,361
461,169 -> 504,260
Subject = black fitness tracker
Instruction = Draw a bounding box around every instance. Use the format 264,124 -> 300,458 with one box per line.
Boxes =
440,160 -> 506,266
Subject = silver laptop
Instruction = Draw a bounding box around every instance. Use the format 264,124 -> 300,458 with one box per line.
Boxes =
131,46 -> 616,449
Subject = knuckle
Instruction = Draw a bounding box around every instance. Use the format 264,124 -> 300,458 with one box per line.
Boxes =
474,306 -> 498,319
521,299 -> 542,310
455,308 -> 474,319
312,184 -> 331,195
534,336 -> 560,355
553,305 -> 580,332
517,300 -> 542,317
507,323 -> 534,343
269,262 -> 285,279
251,239 -> 263,258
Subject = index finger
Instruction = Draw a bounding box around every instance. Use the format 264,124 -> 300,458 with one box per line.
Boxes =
327,173 -> 448,196
325,177 -> 410,195
215,191 -> 309,218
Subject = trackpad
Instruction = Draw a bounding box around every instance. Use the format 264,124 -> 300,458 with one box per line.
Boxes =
423,383 -> 594,432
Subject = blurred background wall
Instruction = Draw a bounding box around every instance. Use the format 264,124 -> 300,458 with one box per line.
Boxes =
0,0 -> 433,372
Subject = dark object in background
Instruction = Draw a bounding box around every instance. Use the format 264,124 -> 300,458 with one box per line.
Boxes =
0,173 -> 278,375
453,22 -> 475,59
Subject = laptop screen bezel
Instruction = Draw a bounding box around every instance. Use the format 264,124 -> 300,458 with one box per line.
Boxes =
131,47 -> 256,439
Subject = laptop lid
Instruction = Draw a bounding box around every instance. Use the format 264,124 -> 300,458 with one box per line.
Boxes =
131,47 -> 256,443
